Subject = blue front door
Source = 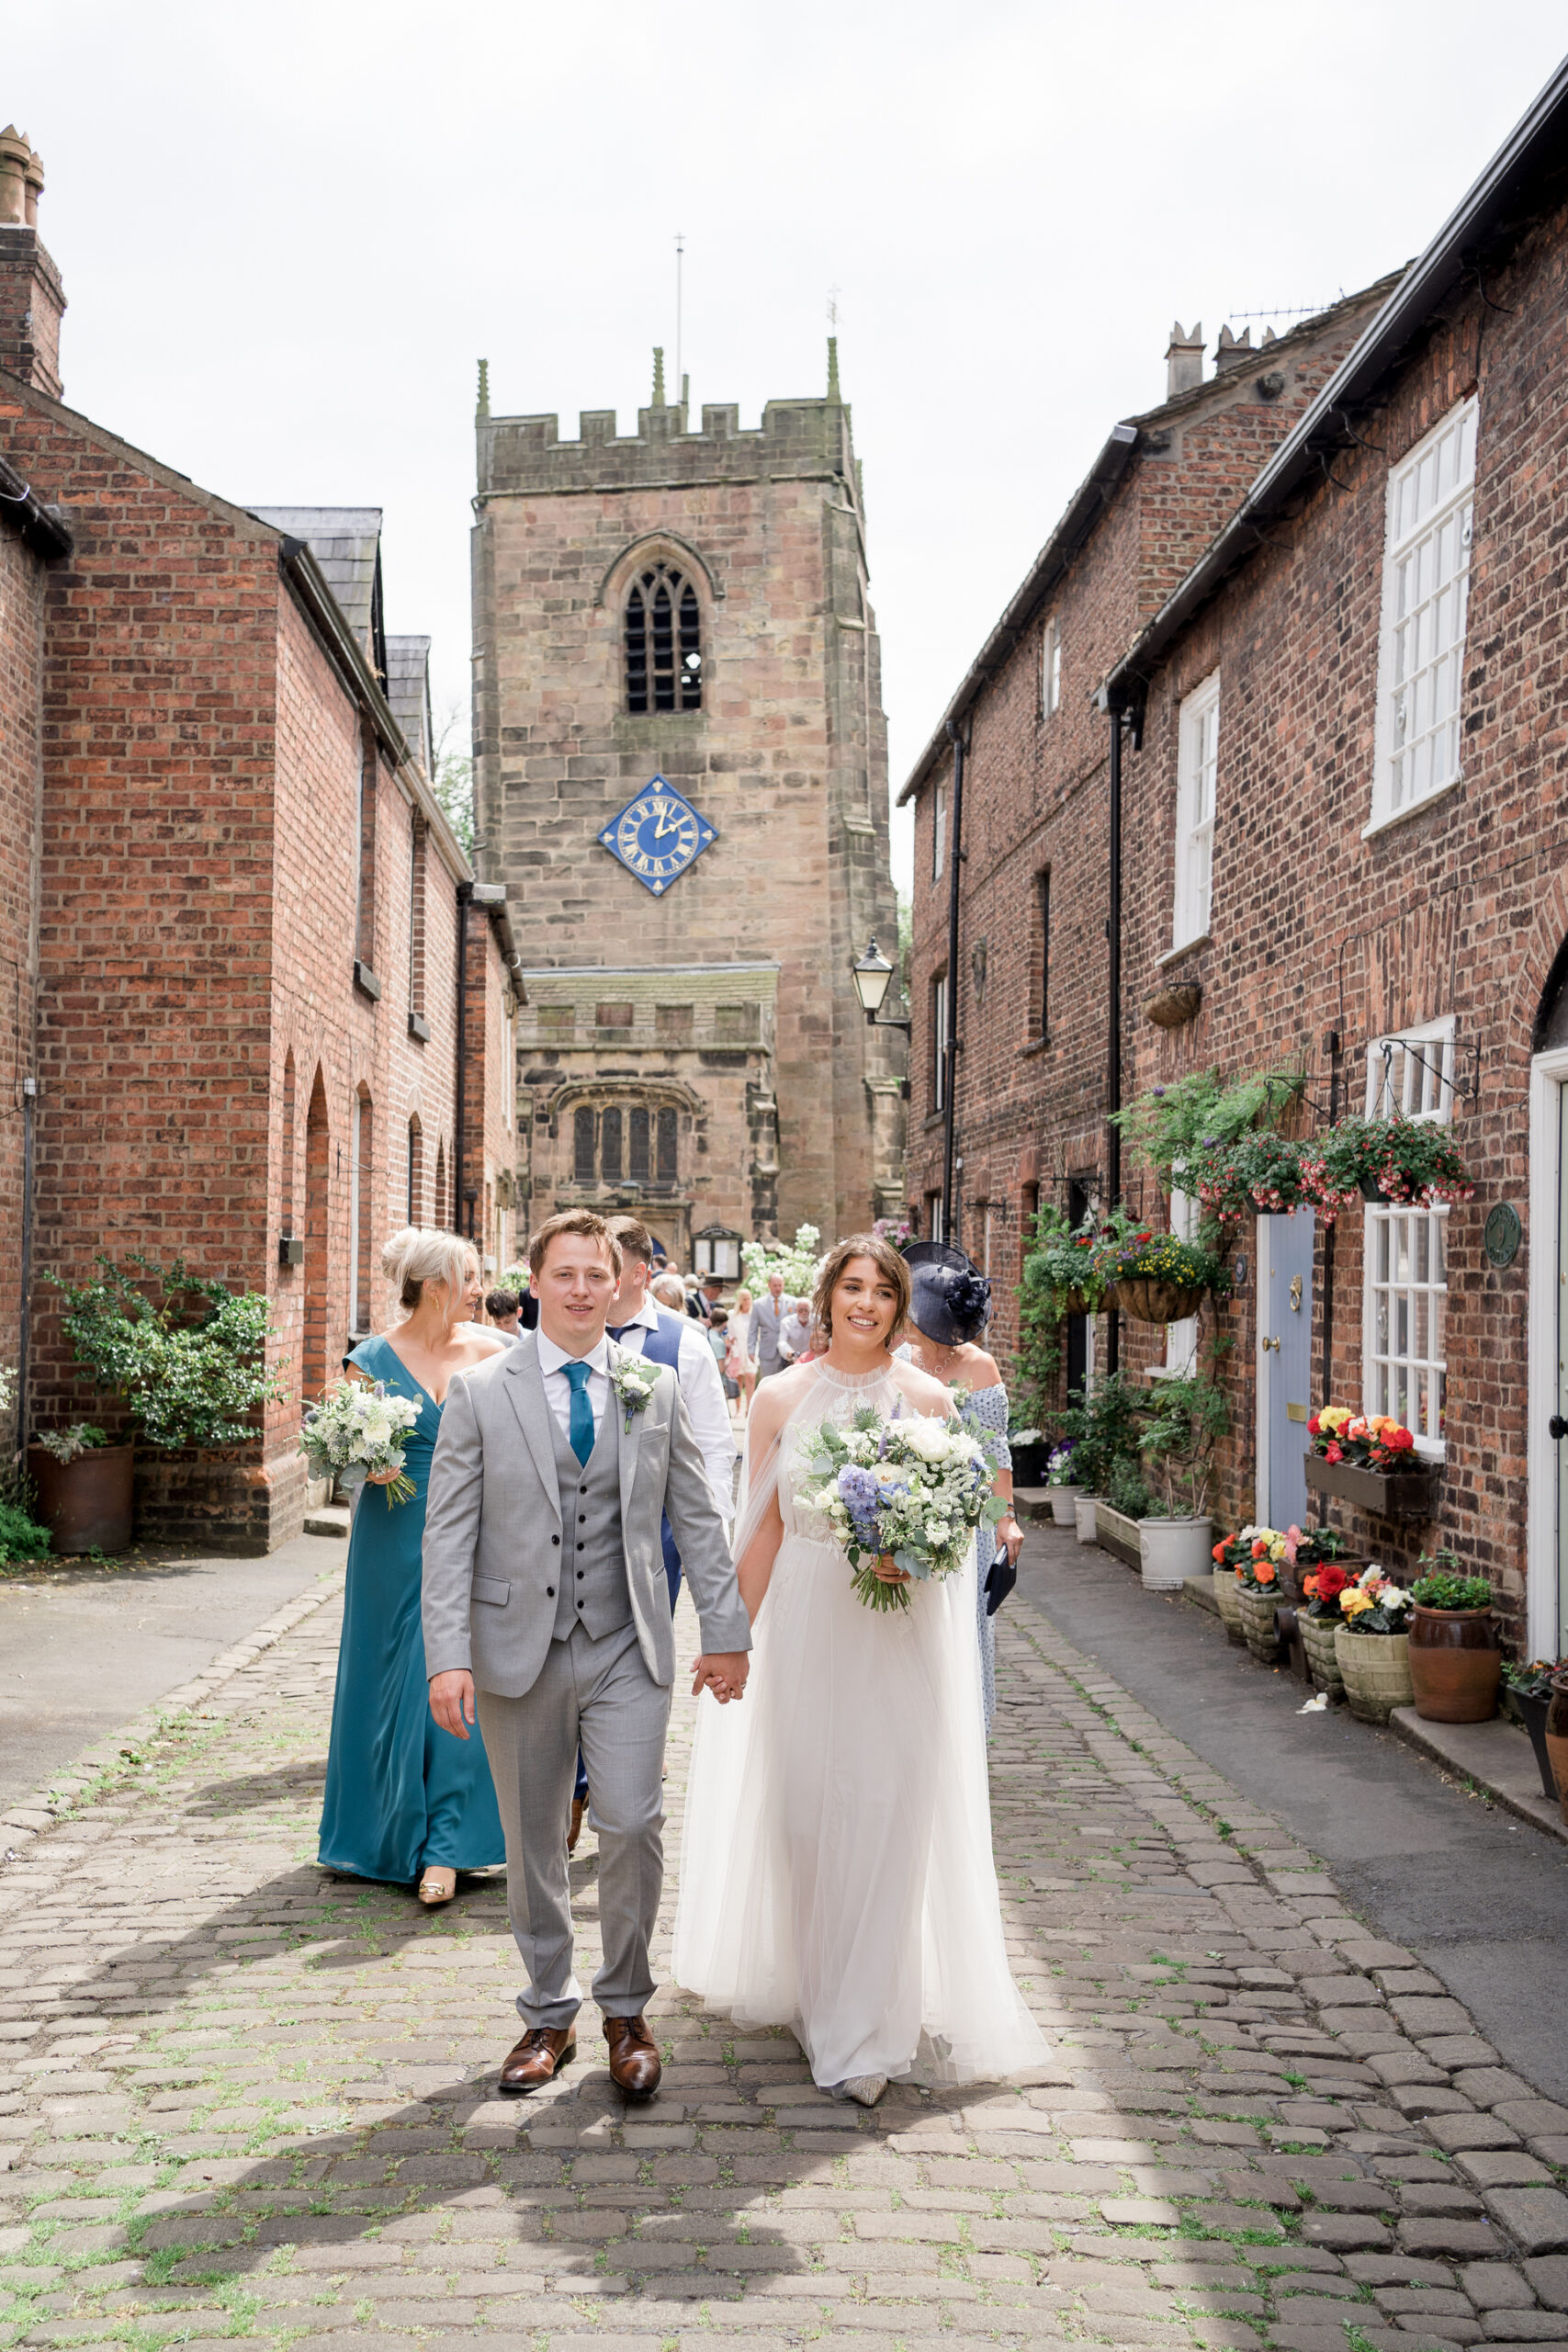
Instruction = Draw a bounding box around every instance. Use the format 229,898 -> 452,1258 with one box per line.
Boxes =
1261,1209 -> 1315,1529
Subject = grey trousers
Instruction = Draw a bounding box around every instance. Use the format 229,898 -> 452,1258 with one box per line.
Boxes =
477,1618 -> 671,2031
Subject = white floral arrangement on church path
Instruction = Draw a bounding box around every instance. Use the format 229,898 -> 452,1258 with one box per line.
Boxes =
610,1350 -> 660,1432
799,1403 -> 1001,1614
302,1380 -> 422,1507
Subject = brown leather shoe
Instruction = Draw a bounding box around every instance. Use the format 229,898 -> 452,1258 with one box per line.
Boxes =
604,2013 -> 661,2102
568,1794 -> 586,1854
498,2025 -> 576,2095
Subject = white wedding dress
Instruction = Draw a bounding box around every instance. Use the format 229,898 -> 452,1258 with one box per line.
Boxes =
673,1359 -> 1049,2087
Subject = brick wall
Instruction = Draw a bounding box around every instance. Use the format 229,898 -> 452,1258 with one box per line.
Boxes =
906,293 -> 1390,1361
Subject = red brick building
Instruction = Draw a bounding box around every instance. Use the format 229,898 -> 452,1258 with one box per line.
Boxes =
0,129 -> 520,1549
906,60 -> 1568,1654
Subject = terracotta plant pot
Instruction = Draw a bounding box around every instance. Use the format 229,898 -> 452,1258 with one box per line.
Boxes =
1545,1678 -> 1568,1826
1335,1626 -> 1414,1723
1407,1605 -> 1501,1724
1049,1485 -> 1081,1527
1238,1586 -> 1286,1663
27,1442 -> 134,1555
1213,1569 -> 1246,1643
1139,1515 -> 1212,1592
1299,1612 -> 1346,1695
1116,1276 -> 1203,1325
1075,1495 -> 1101,1544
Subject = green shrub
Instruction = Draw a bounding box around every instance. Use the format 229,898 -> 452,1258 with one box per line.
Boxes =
0,1498 -> 51,1559
49,1254 -> 287,1451
1411,1570 -> 1493,1611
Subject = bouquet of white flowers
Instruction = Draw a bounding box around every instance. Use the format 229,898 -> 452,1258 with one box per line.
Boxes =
798,1403 -> 1002,1612
301,1379 -> 423,1508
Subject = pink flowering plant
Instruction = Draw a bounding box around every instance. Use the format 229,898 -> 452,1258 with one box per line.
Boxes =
1297,1116 -> 1473,1224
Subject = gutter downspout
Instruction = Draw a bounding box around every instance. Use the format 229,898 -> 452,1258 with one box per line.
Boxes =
455,880 -> 472,1237
942,719 -> 966,1246
1105,705 -> 1123,1377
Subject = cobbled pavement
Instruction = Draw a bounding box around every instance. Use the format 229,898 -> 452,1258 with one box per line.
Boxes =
4,1552 -> 1568,2352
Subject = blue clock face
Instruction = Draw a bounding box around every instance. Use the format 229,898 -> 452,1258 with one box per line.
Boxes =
599,776 -> 716,896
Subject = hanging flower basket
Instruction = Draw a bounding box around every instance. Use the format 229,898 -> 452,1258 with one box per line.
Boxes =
1118,1277 -> 1204,1324
1299,1116 -> 1474,1224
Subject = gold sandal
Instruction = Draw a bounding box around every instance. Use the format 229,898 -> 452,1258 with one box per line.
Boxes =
417,1868 -> 457,1906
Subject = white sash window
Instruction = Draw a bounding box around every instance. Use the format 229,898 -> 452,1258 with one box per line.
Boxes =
1369,399 -> 1477,830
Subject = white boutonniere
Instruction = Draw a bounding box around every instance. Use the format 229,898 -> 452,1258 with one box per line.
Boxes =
609,1350 -> 660,1433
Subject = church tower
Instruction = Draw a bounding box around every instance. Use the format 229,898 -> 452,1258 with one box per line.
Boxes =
471,346 -> 905,1261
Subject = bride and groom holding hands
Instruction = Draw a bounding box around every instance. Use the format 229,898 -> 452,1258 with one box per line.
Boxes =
422,1209 -> 1045,2108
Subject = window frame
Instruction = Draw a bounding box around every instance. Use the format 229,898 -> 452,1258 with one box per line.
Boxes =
1036,869 -> 1051,1044
1368,397 -> 1478,834
1042,617 -> 1062,718
1172,669 -> 1220,952
1360,1015 -> 1455,1459
932,778 -> 947,882
625,559 -> 703,716
931,970 -> 948,1114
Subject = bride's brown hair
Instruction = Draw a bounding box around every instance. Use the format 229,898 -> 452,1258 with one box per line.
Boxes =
811,1233 -> 911,1343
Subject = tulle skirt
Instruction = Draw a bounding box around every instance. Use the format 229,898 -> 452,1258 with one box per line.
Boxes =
673,1527 -> 1048,2087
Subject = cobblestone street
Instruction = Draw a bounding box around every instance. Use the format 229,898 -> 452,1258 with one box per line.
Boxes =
5,1572 -> 1568,2352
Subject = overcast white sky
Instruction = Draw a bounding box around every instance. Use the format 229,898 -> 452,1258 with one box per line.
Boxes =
10,3 -> 1564,888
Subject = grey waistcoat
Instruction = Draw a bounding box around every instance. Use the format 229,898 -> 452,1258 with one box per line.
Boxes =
549,1387 -> 631,1644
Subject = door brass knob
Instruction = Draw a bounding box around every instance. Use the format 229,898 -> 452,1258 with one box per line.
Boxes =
1262,1336 -> 1280,1353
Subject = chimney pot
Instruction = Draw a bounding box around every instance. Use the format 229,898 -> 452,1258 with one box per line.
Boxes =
1213,322 -> 1255,374
1165,320 -> 1204,400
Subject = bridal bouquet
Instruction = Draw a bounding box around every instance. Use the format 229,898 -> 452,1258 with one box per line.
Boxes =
799,1405 -> 1002,1613
301,1380 -> 422,1507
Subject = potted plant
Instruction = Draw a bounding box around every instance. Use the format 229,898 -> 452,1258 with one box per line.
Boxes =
1233,1529 -> 1292,1662
1334,1566 -> 1416,1722
1135,1372 -> 1226,1590
26,1421 -> 128,1554
1501,1657 -> 1562,1801
1057,1374 -> 1147,1565
1008,1423 -> 1053,1489
1407,1551 -> 1501,1724
1190,1127 -> 1313,1224
1106,1228 -> 1228,1326
1299,1116 -> 1474,1222
1305,1405 -> 1440,1521
48,1254 -> 287,1546
1210,1532 -> 1249,1643
1298,1558 -> 1354,1694
1545,1675 -> 1568,1826
1044,1439 -> 1081,1527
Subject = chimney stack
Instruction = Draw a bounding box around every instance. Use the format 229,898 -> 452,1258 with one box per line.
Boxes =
0,126 -> 65,400
1165,322 -> 1204,400
1213,323 -> 1254,374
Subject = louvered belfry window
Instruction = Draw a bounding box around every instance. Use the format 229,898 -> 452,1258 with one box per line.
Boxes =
626,561 -> 702,714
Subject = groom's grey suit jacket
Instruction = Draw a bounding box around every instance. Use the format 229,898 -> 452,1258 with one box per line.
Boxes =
422,1333 -> 750,1699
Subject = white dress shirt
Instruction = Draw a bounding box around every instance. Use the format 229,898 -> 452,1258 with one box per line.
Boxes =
611,1295 -> 737,1521
535,1329 -> 610,1444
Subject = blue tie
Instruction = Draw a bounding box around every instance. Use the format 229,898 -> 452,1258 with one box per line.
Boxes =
563,1361 -> 595,1466
607,1324 -> 636,1341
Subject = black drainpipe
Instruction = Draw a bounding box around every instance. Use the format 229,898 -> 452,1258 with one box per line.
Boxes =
1105,704 -> 1123,1376
942,718 -> 966,1248
17,1074 -> 34,1443
455,880 -> 472,1237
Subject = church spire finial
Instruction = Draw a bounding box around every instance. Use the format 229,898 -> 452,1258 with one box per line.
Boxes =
652,345 -> 666,406
476,357 -> 490,420
827,336 -> 841,403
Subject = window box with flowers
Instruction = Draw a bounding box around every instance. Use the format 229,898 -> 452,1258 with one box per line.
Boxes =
1304,1407 -> 1440,1521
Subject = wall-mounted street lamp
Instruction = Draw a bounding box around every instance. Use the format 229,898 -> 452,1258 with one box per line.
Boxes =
850,937 -> 912,1033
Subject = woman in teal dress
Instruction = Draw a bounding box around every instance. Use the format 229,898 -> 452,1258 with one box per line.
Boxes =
318,1228 -> 509,1905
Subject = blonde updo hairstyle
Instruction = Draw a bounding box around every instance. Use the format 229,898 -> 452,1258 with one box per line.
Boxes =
381,1227 -> 480,1323
809,1233 -> 911,1347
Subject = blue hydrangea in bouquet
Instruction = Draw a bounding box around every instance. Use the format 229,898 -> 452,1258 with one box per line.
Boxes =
799,1404 -> 1003,1612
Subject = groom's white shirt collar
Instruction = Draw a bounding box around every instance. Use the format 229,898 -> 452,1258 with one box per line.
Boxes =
534,1327 -> 611,1442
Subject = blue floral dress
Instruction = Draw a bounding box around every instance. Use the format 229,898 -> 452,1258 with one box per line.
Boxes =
317,1333 -> 505,1884
895,1351 -> 1011,1737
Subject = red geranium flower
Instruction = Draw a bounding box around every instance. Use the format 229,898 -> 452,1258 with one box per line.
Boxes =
1325,1441 -> 1343,1464
1254,1561 -> 1278,1586
1314,1563 -> 1350,1601
1306,1414 -> 1321,1435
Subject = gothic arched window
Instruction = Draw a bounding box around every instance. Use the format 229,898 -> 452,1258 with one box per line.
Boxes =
626,560 -> 702,714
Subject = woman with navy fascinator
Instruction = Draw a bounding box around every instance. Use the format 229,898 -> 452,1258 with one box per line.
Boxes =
897,1242 -> 1024,1736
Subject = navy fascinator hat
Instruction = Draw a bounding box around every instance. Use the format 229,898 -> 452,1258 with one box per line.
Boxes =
900,1240 -> 992,1347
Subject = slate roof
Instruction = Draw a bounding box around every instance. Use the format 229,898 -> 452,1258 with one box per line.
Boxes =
386,636 -> 433,774
250,504 -> 387,682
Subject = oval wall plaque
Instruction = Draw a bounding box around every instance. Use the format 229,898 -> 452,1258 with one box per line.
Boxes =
1483,1203 -> 1522,1269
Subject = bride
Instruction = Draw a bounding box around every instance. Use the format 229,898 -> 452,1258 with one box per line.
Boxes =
674,1233 -> 1048,2106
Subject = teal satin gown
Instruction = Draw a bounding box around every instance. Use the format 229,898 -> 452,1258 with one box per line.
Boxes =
317,1332 -> 505,1883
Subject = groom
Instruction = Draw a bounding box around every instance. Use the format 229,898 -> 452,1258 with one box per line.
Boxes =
423,1208 -> 751,2100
